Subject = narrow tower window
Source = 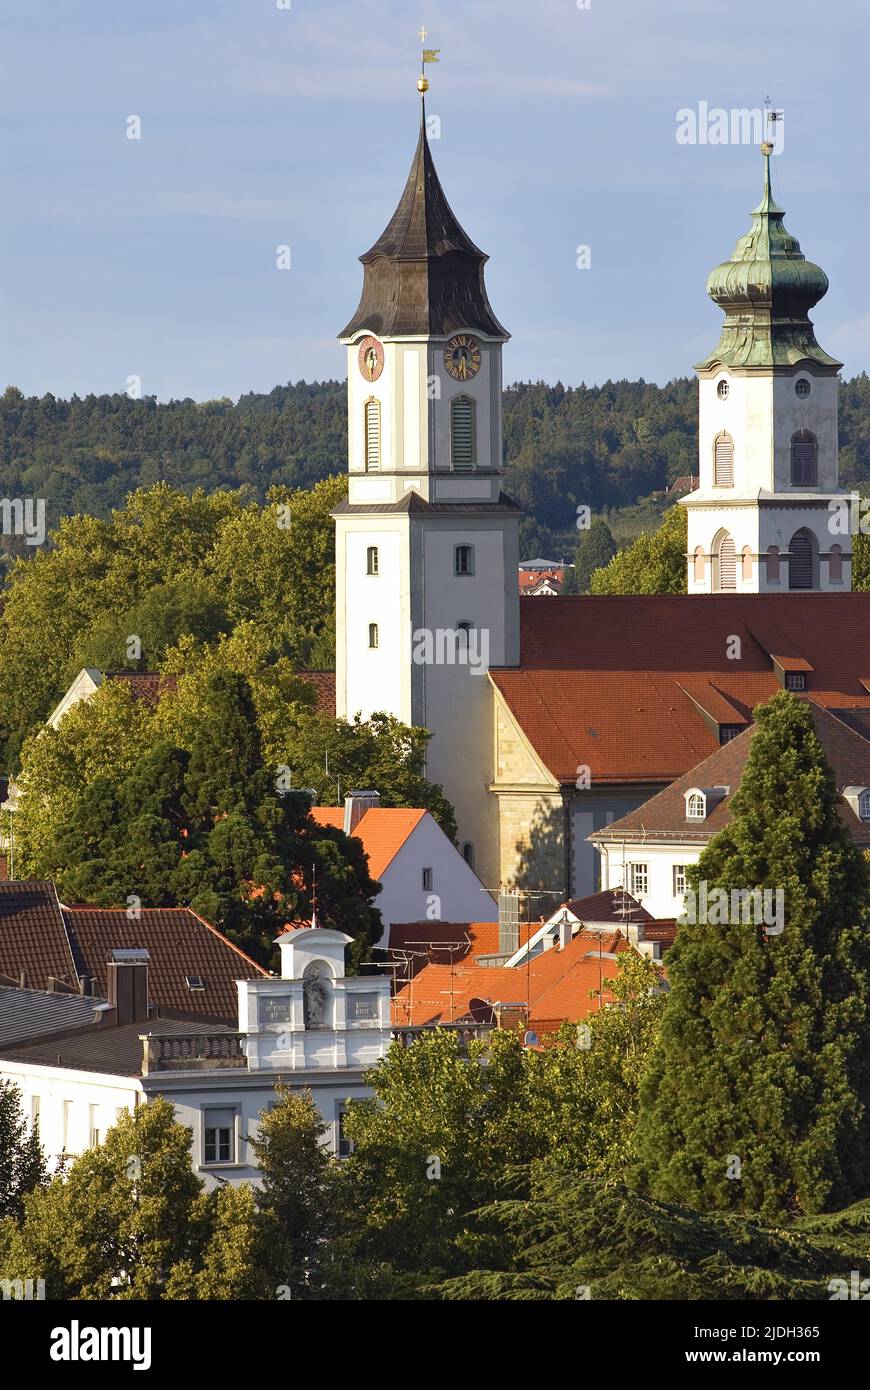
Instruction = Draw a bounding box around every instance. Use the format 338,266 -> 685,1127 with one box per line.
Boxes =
693,546 -> 705,583
713,432 -> 734,487
790,431 -> 817,486
368,623 -> 379,648
451,396 -> 475,471
364,399 -> 381,471
741,546 -> 753,582
455,544 -> 474,576
366,545 -> 379,576
766,545 -> 781,584
829,543 -> 843,584
714,532 -> 736,591
788,529 -> 816,590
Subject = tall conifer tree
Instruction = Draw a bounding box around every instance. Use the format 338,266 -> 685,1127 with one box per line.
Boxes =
635,692 -> 870,1219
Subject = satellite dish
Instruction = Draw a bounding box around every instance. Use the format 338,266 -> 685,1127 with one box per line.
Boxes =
468,997 -> 496,1025
523,1029 -> 540,1047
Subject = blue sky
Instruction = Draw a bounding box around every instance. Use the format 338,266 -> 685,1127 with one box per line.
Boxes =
2,0 -> 867,402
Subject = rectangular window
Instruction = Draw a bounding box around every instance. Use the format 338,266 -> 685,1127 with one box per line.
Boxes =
89,1104 -> 100,1149
785,672 -> 806,691
673,865 -> 688,898
62,1100 -> 73,1153
719,725 -> 741,744
31,1095 -> 40,1128
366,545 -> 379,576
422,867 -> 433,892
629,863 -> 648,897
203,1108 -> 236,1166
337,1105 -> 353,1159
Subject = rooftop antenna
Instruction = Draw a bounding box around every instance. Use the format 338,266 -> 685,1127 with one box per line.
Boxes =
310,862 -> 318,929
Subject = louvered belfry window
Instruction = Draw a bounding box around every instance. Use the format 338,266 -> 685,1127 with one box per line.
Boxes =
364,399 -> 381,471
789,530 -> 814,590
451,397 -> 475,471
713,432 -> 734,487
791,431 -> 817,486
718,534 -> 737,591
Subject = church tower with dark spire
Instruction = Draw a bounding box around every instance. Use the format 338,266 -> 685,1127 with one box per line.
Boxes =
684,142 -> 854,593
334,60 -> 519,883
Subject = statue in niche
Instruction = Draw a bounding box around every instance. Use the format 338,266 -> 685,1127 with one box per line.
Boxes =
303,963 -> 328,1030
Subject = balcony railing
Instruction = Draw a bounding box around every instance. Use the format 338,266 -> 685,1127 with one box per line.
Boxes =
142,1032 -> 248,1075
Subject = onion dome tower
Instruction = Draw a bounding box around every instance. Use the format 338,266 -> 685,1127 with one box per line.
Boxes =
684,143 -> 853,594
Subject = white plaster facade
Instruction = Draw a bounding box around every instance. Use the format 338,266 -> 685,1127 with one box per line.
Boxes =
370,811 -> 497,943
0,929 -> 393,1188
595,840 -> 698,921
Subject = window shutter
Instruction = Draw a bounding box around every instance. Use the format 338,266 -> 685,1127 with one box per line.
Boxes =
365,400 -> 381,471
451,398 -> 474,471
713,433 -> 734,486
791,433 -> 817,486
718,535 -> 736,590
789,531 -> 813,589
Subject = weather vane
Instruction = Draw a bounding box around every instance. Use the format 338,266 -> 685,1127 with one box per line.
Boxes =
418,24 -> 440,95
762,94 -> 782,153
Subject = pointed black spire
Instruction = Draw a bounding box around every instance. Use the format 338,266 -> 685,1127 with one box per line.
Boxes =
340,116 -> 508,340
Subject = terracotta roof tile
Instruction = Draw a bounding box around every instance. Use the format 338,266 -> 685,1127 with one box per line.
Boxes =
61,906 -> 268,1023
387,920 -> 538,979
310,806 -> 426,881
492,594 -> 870,784
392,928 -> 630,1026
0,881 -> 77,990
591,702 -> 870,846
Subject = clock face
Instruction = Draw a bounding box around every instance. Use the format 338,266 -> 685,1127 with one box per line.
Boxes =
358,336 -> 384,382
444,334 -> 481,382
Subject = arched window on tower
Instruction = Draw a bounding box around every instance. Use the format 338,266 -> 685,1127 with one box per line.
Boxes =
741,546 -> 753,582
714,531 -> 736,591
790,430 -> 817,486
766,545 -> 781,584
829,543 -> 843,584
366,545 -> 379,576
451,396 -> 475,471
713,432 -> 734,487
788,529 -> 817,590
693,546 -> 705,583
364,399 -> 381,472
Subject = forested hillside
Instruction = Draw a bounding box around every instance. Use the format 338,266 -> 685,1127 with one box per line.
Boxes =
2,375 -> 869,562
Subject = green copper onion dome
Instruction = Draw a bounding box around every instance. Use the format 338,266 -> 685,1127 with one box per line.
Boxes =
696,147 -> 841,372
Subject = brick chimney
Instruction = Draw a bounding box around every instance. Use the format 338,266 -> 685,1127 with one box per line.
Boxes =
343,790 -> 380,835
106,948 -> 150,1025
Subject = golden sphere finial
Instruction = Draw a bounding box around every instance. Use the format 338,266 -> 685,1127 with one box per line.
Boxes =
417,75 -> 429,94
760,140 -> 774,156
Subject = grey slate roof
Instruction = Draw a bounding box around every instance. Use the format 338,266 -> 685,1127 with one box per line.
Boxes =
0,1016 -> 233,1077
0,985 -> 109,1047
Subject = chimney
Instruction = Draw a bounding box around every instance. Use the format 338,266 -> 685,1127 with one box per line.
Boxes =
106,949 -> 150,1025
557,914 -> 572,950
343,789 -> 380,835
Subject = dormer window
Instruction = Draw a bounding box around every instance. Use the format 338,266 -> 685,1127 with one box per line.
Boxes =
686,791 -> 706,820
844,787 -> 870,822
719,725 -> 741,744
785,672 -> 806,691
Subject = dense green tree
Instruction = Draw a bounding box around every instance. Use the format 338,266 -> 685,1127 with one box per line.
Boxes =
634,692 -> 870,1219
249,1086 -> 344,1300
563,517 -> 617,593
0,1100 -> 203,1299
434,1174 -> 867,1301
590,504 -> 687,594
0,1080 -> 47,1224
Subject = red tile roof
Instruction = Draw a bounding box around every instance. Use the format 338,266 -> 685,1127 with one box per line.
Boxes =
387,920 -> 538,980
392,929 -> 630,1026
62,906 -> 268,1023
591,702 -> 870,847
0,881 -> 77,990
105,672 -> 177,707
492,594 -> 870,785
310,806 -> 426,880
